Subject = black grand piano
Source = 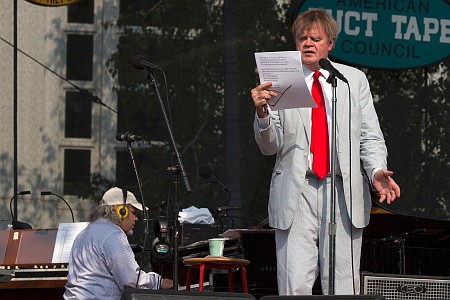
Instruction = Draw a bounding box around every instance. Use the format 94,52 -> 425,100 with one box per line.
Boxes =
162,206 -> 450,298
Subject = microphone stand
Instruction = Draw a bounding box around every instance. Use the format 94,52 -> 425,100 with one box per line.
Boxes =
394,237 -> 406,275
122,140 -> 154,290
326,74 -> 338,295
125,141 -> 150,264
146,70 -> 191,195
9,191 -> 32,229
145,70 -> 191,290
167,164 -> 180,290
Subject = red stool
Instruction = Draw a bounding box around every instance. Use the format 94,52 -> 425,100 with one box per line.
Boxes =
183,257 -> 250,293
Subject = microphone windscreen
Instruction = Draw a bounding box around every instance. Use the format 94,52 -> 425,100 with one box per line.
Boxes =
115,132 -> 124,141
319,58 -> 330,69
199,166 -> 213,179
131,54 -> 146,70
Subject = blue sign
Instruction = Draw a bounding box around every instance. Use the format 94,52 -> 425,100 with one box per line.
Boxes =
295,0 -> 450,69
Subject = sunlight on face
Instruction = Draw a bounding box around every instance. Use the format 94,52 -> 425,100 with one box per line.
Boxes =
120,206 -> 138,235
295,23 -> 334,71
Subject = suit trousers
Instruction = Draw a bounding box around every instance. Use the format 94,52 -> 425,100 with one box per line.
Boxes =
275,174 -> 362,295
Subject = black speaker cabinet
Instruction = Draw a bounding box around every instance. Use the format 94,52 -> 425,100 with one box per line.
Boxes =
121,288 -> 256,299
259,296 -> 384,299
361,272 -> 450,300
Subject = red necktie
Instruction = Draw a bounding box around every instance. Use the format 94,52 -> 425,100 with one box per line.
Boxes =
310,71 -> 330,179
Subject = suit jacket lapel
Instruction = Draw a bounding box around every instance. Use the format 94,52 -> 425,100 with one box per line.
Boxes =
298,108 -> 310,145
336,81 -> 348,130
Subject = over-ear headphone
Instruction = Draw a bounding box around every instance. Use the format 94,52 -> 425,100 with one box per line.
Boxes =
116,188 -> 129,220
152,216 -> 171,263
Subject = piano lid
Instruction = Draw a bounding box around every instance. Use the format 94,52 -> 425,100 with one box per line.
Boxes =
367,204 -> 450,245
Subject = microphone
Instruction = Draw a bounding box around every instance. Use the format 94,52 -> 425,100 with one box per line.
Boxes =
9,190 -> 31,221
116,132 -> 143,143
319,58 -> 348,83
41,191 -> 75,223
199,166 -> 229,192
373,228 -> 427,242
131,54 -> 161,71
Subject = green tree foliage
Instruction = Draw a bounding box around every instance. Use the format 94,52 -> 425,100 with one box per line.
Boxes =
108,0 -> 296,228
369,57 -> 450,219
109,0 -> 450,228
109,0 -> 232,224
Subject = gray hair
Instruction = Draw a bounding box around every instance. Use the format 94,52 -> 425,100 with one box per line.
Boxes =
292,9 -> 338,44
89,202 -> 121,226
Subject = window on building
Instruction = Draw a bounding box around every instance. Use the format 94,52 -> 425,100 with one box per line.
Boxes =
64,149 -> 91,195
67,34 -> 93,81
68,0 -> 94,24
65,91 -> 92,138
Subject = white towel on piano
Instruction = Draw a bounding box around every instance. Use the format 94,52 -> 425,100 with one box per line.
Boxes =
178,206 -> 214,224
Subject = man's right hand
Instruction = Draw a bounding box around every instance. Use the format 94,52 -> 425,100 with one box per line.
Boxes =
251,82 -> 277,118
160,278 -> 174,289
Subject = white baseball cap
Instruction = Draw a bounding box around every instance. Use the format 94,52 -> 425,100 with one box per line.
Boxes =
101,187 -> 146,211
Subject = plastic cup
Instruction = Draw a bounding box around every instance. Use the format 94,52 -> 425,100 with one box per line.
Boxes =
208,238 -> 226,256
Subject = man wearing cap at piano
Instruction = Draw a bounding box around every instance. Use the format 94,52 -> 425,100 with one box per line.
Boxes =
64,187 -> 173,300
251,9 -> 400,296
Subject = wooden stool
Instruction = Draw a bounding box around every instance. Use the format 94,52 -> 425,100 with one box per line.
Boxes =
183,256 -> 250,293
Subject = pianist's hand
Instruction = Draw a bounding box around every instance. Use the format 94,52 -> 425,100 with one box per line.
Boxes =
373,169 -> 401,204
160,278 -> 176,290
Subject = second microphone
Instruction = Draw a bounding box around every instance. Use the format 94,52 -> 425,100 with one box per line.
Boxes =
116,132 -> 142,143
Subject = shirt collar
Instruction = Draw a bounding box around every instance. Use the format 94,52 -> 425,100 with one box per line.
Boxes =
303,65 -> 330,81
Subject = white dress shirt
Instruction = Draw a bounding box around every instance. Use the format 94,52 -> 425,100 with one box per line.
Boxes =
64,219 -> 161,300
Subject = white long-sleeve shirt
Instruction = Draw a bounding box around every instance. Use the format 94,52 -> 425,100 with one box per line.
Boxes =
64,219 -> 161,300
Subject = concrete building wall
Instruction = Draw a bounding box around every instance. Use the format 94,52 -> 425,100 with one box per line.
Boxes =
0,0 -> 120,229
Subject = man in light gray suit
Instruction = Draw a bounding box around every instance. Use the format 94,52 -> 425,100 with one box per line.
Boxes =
251,9 -> 400,296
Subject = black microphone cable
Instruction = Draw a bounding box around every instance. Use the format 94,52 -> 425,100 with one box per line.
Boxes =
0,35 -> 117,114
199,166 -> 232,205
346,81 -> 356,295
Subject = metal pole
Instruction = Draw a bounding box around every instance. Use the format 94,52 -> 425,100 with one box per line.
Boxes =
328,76 -> 338,295
224,0 -> 242,226
145,71 -> 190,289
13,0 -> 19,221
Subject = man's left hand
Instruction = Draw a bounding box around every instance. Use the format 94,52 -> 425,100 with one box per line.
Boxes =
373,169 -> 401,204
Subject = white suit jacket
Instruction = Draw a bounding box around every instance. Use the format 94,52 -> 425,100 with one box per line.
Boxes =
254,62 -> 387,230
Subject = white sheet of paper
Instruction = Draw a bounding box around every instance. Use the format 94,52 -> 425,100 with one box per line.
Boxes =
254,51 -> 316,110
51,222 -> 89,263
